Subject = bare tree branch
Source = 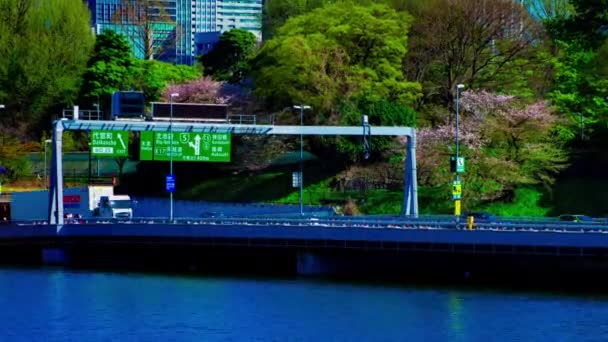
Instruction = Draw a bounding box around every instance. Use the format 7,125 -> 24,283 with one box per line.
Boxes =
111,0 -> 177,60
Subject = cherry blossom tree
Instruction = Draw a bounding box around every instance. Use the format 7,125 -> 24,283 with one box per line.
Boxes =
162,77 -> 227,104
415,90 -> 567,207
162,76 -> 254,110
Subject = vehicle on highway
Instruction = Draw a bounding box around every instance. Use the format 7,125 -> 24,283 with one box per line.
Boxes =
64,213 -> 83,224
96,195 -> 133,220
463,211 -> 496,222
200,212 -> 225,218
558,214 -> 593,223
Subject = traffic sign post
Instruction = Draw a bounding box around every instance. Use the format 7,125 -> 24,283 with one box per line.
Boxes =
450,156 -> 465,173
140,132 -> 231,162
90,130 -> 129,157
292,172 -> 302,188
166,174 -> 175,193
452,180 -> 462,200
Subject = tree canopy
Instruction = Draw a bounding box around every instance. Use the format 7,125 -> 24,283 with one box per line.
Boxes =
0,0 -> 94,137
80,30 -> 202,113
253,2 -> 421,117
80,30 -> 136,104
200,29 -> 258,83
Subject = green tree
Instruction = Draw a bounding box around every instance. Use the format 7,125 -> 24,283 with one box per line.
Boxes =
80,30 -> 136,112
548,40 -> 608,140
547,0 -> 608,48
0,0 -> 94,137
338,97 -> 416,162
200,29 -> 257,83
253,2 -> 421,118
262,0 -> 389,39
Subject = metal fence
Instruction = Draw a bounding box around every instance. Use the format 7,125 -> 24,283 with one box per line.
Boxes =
62,109 -> 104,120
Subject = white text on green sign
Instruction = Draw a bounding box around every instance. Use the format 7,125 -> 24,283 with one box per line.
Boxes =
139,132 -> 231,162
91,130 -> 129,157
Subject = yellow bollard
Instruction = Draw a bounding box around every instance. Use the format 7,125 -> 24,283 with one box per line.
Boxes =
467,215 -> 474,230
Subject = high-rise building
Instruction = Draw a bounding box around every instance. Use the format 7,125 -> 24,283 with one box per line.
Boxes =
88,0 -> 262,64
215,0 -> 262,40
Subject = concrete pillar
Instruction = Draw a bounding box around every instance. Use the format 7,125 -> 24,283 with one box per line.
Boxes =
48,121 -> 64,225
402,132 -> 418,217
297,251 -> 335,276
42,248 -> 68,265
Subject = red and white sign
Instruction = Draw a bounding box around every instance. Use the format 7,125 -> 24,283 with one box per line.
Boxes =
63,195 -> 81,204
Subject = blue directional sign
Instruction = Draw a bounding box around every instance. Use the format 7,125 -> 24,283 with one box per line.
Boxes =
166,174 -> 175,193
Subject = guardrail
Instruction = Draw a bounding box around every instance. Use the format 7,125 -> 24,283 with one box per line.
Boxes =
13,215 -> 608,234
62,109 -> 104,120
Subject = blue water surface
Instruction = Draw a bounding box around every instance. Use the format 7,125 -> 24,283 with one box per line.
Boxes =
0,268 -> 607,341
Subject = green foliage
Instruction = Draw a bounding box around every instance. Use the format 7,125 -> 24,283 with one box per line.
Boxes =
40,131 -> 87,152
81,31 -> 202,109
548,40 -> 608,139
0,0 -> 94,136
80,30 -> 135,108
480,188 -> 550,217
337,97 -> 416,162
478,48 -> 555,102
253,2 -> 421,114
550,178 -> 608,217
181,172 -> 294,202
263,0 -> 328,39
547,0 -> 608,48
359,190 -> 403,215
0,136 -> 33,181
131,60 -> 202,101
200,29 -> 257,83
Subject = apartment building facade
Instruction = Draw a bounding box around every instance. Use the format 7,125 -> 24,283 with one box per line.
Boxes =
88,0 -> 262,64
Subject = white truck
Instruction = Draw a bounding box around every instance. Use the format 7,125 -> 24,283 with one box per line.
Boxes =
95,195 -> 133,220
11,185 -> 133,221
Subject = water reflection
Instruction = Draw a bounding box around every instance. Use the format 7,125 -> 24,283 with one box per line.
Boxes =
448,292 -> 465,342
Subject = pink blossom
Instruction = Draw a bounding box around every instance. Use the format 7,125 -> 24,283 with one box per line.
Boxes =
162,77 -> 247,105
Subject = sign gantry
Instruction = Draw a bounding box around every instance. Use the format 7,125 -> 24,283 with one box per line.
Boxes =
48,119 -> 418,225
140,132 -> 231,162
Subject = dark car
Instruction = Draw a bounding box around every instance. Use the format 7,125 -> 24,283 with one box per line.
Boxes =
464,211 -> 496,222
558,214 -> 593,223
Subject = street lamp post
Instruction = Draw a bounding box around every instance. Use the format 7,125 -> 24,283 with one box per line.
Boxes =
169,93 -> 179,222
44,139 -> 52,189
293,105 -> 311,216
455,84 -> 465,217
92,102 -> 102,178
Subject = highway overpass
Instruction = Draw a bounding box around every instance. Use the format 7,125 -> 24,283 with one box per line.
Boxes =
2,217 -> 608,284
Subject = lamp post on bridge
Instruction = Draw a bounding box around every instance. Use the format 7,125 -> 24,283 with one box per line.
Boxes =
293,104 -> 312,216
453,84 -> 465,218
44,139 -> 52,189
169,93 -> 179,222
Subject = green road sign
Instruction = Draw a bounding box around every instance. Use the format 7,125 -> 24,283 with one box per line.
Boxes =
91,130 -> 129,157
140,132 -> 231,162
456,157 -> 465,173
450,156 -> 465,173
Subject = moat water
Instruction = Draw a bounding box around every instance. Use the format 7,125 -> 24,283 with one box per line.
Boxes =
0,268 -> 606,341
